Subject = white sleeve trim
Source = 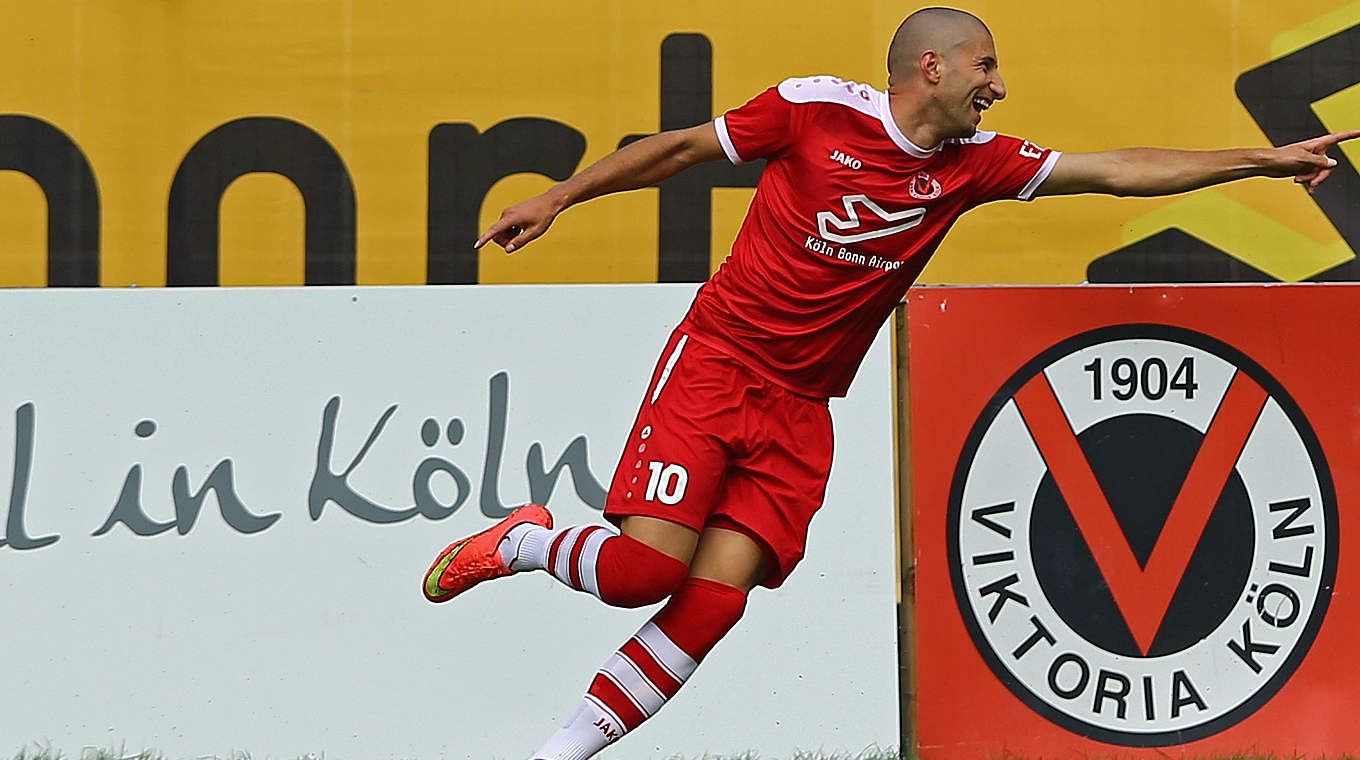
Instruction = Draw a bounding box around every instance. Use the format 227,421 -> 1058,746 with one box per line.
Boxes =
713,115 -> 745,165
1019,150 -> 1062,201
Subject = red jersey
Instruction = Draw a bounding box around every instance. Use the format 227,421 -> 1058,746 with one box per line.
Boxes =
681,75 -> 1060,398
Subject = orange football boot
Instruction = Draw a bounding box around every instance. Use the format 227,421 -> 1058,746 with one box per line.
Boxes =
422,504 -> 553,603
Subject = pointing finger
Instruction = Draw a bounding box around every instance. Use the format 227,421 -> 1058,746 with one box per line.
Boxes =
475,218 -> 513,249
1309,130 -> 1360,151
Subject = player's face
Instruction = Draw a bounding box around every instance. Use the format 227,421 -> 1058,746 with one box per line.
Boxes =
942,32 -> 1006,137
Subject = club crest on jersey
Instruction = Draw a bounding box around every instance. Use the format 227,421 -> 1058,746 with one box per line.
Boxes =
909,171 -> 942,200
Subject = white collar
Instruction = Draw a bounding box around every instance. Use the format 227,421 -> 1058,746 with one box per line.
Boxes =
876,90 -> 941,159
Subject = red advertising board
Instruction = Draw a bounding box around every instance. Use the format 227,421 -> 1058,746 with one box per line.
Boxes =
907,285 -> 1355,758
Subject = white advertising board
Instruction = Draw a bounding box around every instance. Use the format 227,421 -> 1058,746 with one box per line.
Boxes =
0,285 -> 898,759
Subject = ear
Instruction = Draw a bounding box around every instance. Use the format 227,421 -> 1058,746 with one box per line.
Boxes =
920,50 -> 942,84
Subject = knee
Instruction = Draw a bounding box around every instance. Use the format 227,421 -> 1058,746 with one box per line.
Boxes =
598,534 -> 689,608
675,577 -> 748,631
651,577 -> 749,661
606,567 -> 687,608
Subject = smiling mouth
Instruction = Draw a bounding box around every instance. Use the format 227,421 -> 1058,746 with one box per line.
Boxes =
972,97 -> 991,116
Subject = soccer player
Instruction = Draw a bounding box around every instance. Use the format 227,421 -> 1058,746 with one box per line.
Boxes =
424,7 -> 1357,759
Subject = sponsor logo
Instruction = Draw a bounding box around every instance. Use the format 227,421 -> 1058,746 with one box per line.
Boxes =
0,371 -> 610,553
593,716 -> 620,742
949,324 -> 1336,746
1019,140 -> 1046,160
815,194 -> 926,245
423,540 -> 468,599
802,236 -> 905,272
909,171 -> 942,200
830,149 -> 864,170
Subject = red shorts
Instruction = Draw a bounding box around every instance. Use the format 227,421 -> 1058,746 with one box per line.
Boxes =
604,329 -> 834,588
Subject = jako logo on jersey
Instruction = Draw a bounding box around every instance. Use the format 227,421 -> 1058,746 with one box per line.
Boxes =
909,171 -> 942,200
830,149 -> 863,170
948,324 -> 1336,747
815,195 -> 927,245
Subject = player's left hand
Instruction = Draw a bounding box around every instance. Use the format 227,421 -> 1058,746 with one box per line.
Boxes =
1273,130 -> 1360,194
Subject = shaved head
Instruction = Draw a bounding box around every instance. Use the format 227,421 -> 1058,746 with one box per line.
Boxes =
887,7 -> 991,84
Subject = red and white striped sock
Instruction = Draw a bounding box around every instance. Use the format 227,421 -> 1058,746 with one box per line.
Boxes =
530,578 -> 748,760
502,523 -> 688,608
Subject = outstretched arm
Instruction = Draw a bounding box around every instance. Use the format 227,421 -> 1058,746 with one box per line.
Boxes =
1035,130 -> 1360,198
475,123 -> 727,253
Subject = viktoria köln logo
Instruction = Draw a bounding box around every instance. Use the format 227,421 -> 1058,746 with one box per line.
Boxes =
948,324 -> 1336,746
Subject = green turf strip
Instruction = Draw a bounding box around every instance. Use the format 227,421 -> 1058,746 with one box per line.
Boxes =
12,747 -> 1360,760
12,748 -> 913,760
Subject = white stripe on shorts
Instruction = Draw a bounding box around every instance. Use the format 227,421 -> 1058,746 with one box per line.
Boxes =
651,334 -> 689,404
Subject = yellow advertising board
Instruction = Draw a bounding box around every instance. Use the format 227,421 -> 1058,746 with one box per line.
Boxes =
0,1 -> 1356,287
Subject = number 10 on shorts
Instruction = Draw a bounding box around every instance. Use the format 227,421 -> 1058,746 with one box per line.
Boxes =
645,462 -> 689,504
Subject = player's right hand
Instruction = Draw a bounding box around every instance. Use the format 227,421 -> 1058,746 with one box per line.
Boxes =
1269,130 -> 1360,194
474,193 -> 566,254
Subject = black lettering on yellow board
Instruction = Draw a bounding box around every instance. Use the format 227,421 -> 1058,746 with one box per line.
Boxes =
1089,22 -> 1360,284
427,119 -> 586,285
166,117 -> 357,286
429,34 -> 764,285
618,34 -> 764,283
0,116 -> 99,287
3,34 -> 751,287
3,22 -> 1357,288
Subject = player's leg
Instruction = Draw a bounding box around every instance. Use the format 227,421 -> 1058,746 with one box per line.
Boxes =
497,514 -> 699,607
530,366 -> 832,756
423,330 -> 729,608
529,526 -> 765,760
527,346 -> 829,759
422,507 -> 702,608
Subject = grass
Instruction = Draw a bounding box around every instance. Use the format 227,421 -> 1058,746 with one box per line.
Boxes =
11,747 -> 1359,760
10,749 -> 320,760
10,747 -> 914,760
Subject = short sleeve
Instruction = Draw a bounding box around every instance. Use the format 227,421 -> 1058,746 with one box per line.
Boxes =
713,85 -> 799,165
961,133 -> 1063,205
